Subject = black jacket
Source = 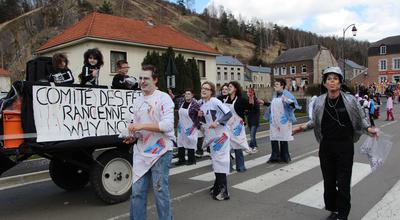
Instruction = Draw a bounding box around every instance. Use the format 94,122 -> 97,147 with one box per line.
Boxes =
48,68 -> 74,85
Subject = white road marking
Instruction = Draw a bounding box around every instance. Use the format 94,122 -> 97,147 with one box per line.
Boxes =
233,156 -> 320,193
189,155 -> 270,182
288,162 -> 371,209
361,179 -> 400,220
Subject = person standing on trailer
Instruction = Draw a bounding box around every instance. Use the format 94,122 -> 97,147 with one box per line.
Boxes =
123,65 -> 175,220
48,53 -> 74,85
79,48 -> 104,86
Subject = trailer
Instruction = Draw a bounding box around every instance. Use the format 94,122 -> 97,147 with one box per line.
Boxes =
0,80 -> 140,204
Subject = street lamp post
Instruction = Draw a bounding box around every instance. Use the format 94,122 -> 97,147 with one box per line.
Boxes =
342,24 -> 357,82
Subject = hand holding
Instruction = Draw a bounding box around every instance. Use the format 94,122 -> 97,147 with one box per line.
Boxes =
128,124 -> 143,133
198,110 -> 204,117
92,69 -> 98,77
123,136 -> 136,144
367,127 -> 378,137
209,121 -> 219,129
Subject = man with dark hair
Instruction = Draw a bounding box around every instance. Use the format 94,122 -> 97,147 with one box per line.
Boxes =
266,78 -> 300,163
294,67 -> 377,220
112,60 -> 138,90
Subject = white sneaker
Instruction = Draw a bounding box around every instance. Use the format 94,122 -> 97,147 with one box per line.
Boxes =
252,147 -> 258,153
244,148 -> 253,154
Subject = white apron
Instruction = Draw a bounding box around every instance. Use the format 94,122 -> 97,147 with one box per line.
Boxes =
132,101 -> 171,184
201,106 -> 230,174
270,97 -> 293,141
224,97 -> 250,150
177,102 -> 198,150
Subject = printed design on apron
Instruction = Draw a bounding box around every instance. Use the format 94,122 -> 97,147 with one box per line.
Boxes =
177,101 -> 198,149
270,97 -> 293,141
200,100 -> 230,174
178,124 -> 196,137
211,132 -> 228,151
232,120 -> 244,136
132,98 -> 170,183
143,138 -> 166,155
224,97 -> 250,150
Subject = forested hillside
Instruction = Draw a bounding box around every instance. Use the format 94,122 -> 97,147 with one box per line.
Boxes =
0,0 -> 369,81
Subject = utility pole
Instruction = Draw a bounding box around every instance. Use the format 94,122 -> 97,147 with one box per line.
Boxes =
1,49 -> 3,69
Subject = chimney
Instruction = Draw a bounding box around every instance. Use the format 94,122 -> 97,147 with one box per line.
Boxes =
146,16 -> 156,27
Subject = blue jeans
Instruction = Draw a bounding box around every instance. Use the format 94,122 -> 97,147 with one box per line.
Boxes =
130,151 -> 173,220
232,149 -> 246,171
249,125 -> 258,148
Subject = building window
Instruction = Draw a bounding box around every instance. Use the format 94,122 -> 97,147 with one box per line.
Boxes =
379,59 -> 387,71
261,76 -> 263,81
380,45 -> 387,55
238,73 -> 241,80
394,75 -> 400,83
301,65 -> 307,73
110,51 -> 127,73
217,67 -> 220,70
224,67 -> 227,70
231,67 -> 234,71
253,76 -> 257,81
290,66 -> 296,74
224,72 -> 228,80
217,72 -> 221,80
393,58 -> 400,70
281,67 -> 287,75
380,76 -> 387,82
237,67 -> 241,71
274,67 -> 279,76
231,72 -> 234,80
301,78 -> 309,86
197,60 -> 206,77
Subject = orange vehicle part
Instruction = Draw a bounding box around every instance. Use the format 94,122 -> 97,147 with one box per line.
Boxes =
2,109 -> 24,149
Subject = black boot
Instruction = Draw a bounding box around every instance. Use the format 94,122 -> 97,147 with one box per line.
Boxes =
175,147 -> 186,166
186,149 -> 196,165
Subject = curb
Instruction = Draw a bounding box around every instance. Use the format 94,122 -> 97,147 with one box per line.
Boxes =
0,170 -> 50,191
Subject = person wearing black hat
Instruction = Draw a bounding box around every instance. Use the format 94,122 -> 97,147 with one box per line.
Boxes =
293,67 -> 377,220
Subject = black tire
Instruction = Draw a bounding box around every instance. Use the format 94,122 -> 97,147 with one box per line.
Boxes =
49,159 -> 89,191
90,149 -> 132,204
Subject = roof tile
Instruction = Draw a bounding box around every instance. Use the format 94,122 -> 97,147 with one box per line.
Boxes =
0,68 -> 10,76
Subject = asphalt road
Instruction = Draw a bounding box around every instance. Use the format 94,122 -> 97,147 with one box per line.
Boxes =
1,110 -> 399,220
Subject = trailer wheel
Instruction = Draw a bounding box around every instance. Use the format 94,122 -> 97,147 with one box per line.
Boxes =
49,159 -> 89,190
90,149 -> 132,204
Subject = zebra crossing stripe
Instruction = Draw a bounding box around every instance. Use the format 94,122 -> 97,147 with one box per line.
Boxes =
361,179 -> 400,220
189,155 -> 271,182
233,156 -> 320,193
288,162 -> 371,209
169,159 -> 212,176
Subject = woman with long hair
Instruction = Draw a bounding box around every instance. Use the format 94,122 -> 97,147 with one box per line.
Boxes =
246,87 -> 261,153
218,83 -> 229,101
198,81 -> 232,200
79,48 -> 104,85
222,81 -> 251,172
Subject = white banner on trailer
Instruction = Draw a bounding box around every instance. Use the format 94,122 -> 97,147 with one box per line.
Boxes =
32,85 -> 141,142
